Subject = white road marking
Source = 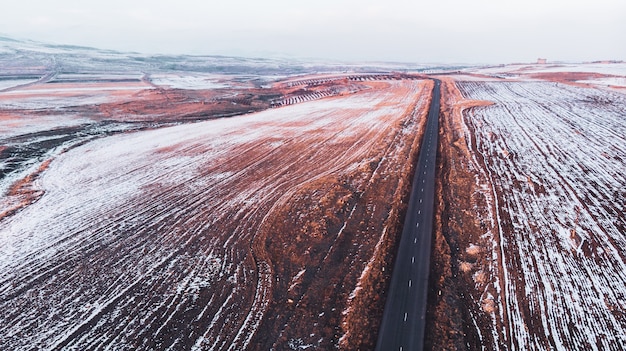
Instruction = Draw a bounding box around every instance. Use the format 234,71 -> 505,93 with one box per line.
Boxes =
408,280 -> 412,287
404,312 -> 408,321
418,210 -> 421,214
412,256 -> 415,263
419,198 -> 422,203
414,237 -> 417,244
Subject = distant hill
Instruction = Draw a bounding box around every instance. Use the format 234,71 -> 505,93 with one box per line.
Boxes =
0,36 -> 451,77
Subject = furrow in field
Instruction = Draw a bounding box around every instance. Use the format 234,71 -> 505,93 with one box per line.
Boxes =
0,80 -> 428,350
456,81 -> 626,350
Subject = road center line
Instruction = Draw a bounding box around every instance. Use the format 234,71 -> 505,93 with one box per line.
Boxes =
376,79 -> 440,351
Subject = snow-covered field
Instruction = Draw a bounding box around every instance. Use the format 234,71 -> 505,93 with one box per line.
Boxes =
0,80 -> 428,350
0,114 -> 94,138
519,63 -> 626,77
466,62 -> 626,89
456,80 -> 626,350
0,80 -> 152,109
0,79 -> 38,91
469,62 -> 626,77
149,74 -> 231,90
578,77 -> 626,87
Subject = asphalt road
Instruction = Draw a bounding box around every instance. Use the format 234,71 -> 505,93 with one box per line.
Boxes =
375,79 -> 441,351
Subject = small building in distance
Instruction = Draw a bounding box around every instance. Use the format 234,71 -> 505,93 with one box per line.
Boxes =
537,58 -> 547,64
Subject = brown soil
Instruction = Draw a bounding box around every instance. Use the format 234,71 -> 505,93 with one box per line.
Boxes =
0,159 -> 51,221
446,78 -> 626,349
426,75 -> 626,349
528,72 -> 619,88
0,77 -> 433,350
251,80 -> 433,350
425,78 -> 497,350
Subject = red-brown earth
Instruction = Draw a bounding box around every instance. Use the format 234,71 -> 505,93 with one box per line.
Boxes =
4,65 -> 625,351
428,73 -> 626,350
0,77 -> 432,350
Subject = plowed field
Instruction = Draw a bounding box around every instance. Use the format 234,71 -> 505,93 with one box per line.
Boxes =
430,78 -> 626,350
0,79 -> 432,350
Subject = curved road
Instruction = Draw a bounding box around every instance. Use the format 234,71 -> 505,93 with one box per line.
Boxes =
376,79 -> 440,351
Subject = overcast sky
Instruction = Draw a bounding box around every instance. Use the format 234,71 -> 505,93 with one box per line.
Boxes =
1,0 -> 624,63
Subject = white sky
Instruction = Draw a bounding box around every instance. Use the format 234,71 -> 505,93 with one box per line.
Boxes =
1,0 -> 624,63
